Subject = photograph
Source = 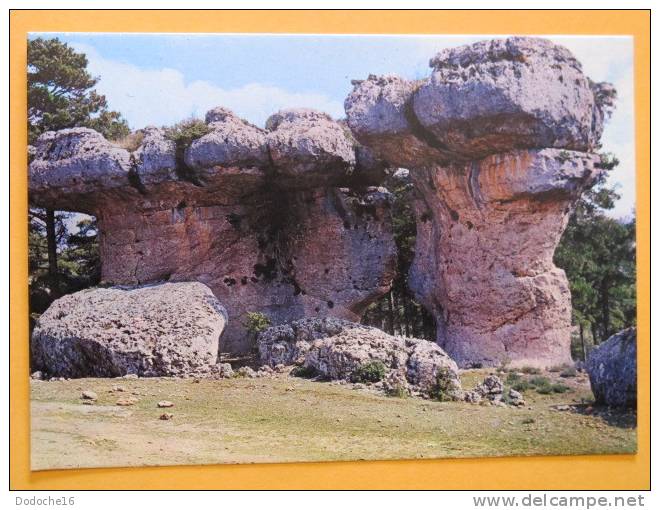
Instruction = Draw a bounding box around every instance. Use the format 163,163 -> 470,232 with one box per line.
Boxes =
24,30 -> 638,471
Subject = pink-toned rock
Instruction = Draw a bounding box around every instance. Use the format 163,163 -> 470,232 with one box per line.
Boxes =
345,37 -> 615,367
29,108 -> 396,353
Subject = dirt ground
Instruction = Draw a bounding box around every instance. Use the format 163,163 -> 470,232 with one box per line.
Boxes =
30,368 -> 636,470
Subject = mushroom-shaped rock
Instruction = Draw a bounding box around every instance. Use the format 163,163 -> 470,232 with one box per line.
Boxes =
408,149 -> 603,367
31,282 -> 227,378
265,108 -> 356,184
586,328 -> 637,408
344,36 -> 616,368
29,128 -> 132,212
414,37 -> 610,157
29,106 -> 397,354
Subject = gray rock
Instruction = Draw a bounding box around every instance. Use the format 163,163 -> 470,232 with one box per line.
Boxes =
265,108 -> 356,181
259,318 -> 462,398
31,282 -> 227,378
237,366 -> 257,378
133,127 -> 178,185
586,328 -> 636,407
185,107 -> 269,170
508,388 -> 525,406
471,375 -> 505,402
257,317 -> 368,366
29,128 -> 132,211
81,390 -> 98,400
414,37 -> 610,157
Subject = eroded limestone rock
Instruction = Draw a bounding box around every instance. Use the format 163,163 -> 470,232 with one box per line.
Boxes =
31,282 -> 227,378
345,36 -> 614,367
29,108 -> 396,353
258,318 -> 463,398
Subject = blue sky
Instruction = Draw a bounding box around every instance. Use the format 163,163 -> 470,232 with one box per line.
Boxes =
33,33 -> 635,219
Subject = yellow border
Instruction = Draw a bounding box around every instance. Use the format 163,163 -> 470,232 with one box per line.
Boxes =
10,9 -> 650,490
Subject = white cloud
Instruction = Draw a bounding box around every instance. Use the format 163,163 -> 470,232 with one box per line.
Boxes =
72,43 -> 344,129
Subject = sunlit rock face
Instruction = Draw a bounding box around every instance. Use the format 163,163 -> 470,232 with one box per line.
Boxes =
345,36 -> 614,367
29,109 -> 397,353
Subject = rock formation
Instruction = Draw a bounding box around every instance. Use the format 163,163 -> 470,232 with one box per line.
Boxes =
31,282 -> 227,377
587,328 -> 637,408
345,37 -> 616,367
30,36 -> 616,369
29,109 -> 397,353
258,317 -> 463,398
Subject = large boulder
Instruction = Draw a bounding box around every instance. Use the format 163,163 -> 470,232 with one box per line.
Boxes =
258,318 -> 462,398
31,282 -> 227,378
586,328 -> 637,408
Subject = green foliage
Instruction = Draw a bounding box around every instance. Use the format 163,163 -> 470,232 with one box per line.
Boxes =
512,380 -> 532,392
351,361 -> 387,383
551,383 -> 571,394
28,37 -> 129,143
521,366 -> 541,375
555,153 -> 636,357
244,312 -> 271,335
164,117 -> 211,147
361,172 -> 436,339
559,367 -> 577,378
28,211 -> 101,327
290,365 -> 317,379
505,372 -> 522,384
535,383 -> 554,395
529,376 -> 551,387
432,366 -> 457,402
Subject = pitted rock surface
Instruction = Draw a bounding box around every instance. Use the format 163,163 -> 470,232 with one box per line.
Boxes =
29,108 -> 396,353
258,318 -> 462,398
31,282 -> 227,378
586,328 -> 637,408
345,36 -> 615,367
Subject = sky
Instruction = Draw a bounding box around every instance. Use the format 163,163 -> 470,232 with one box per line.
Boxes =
33,33 -> 635,219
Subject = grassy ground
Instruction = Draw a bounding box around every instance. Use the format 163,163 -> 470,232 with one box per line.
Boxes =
30,369 -> 636,470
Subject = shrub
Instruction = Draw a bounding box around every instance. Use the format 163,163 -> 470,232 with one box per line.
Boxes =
521,366 -> 542,375
244,312 -> 271,335
552,383 -> 571,393
290,365 -> 317,379
164,117 -> 211,147
512,380 -> 532,392
351,361 -> 387,383
529,376 -> 551,387
535,384 -> 554,395
113,131 -> 145,152
506,372 -> 522,384
522,417 -> 536,425
432,366 -> 457,402
560,367 -> 577,378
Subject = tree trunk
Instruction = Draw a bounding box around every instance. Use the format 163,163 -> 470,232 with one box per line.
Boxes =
46,209 -> 59,296
387,291 -> 395,335
579,322 -> 586,361
600,279 -> 611,342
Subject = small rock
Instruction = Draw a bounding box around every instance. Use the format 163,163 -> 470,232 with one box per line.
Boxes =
159,413 -> 174,420
116,397 -> 139,406
81,390 -> 98,400
112,385 -> 126,392
31,371 -> 43,380
555,405 -> 571,411
157,400 -> 174,408
237,366 -> 257,378
508,388 -> 526,407
123,374 -> 139,380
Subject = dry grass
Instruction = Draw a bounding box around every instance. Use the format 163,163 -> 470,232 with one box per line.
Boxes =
112,131 -> 145,152
30,369 -> 636,471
